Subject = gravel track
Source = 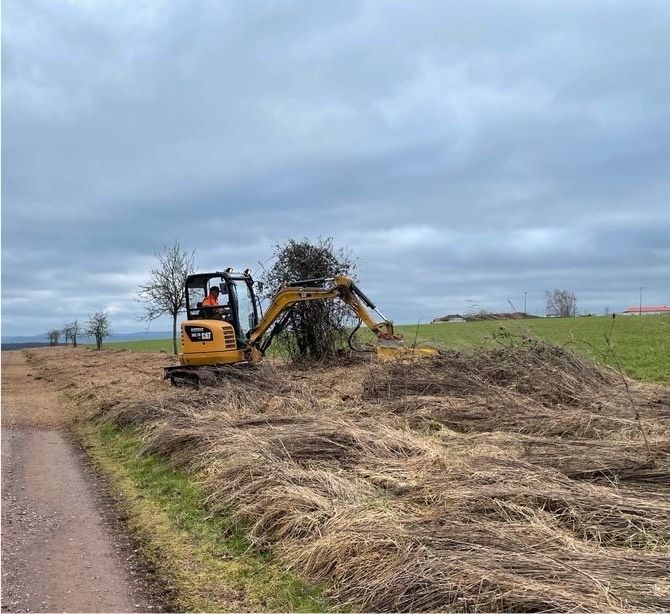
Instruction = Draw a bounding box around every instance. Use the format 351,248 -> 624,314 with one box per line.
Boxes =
1,351 -> 156,613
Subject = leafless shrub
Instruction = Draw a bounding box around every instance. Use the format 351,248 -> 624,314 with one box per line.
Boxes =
546,289 -> 577,317
261,237 -> 357,362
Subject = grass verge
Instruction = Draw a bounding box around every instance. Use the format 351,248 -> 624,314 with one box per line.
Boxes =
76,421 -> 331,613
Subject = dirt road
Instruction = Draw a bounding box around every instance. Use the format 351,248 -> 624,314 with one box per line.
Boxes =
1,350 -> 155,613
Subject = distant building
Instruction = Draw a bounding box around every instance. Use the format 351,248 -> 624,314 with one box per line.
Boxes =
622,305 -> 670,315
432,314 -> 464,323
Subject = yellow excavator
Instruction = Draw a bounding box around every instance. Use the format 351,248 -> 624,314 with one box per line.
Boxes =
164,268 -> 426,386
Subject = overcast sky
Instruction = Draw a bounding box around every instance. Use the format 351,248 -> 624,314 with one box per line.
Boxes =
2,0 -> 670,337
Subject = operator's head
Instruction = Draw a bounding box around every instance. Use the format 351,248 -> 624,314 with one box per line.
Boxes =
210,286 -> 220,295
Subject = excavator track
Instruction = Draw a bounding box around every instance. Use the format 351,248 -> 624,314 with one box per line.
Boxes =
164,364 -> 256,388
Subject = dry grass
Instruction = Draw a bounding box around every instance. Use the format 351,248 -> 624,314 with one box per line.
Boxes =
28,344 -> 670,611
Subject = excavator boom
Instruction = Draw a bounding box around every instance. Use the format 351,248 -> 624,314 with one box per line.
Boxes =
247,275 -> 401,352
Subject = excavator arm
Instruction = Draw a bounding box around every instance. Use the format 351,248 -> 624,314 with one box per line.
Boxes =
246,276 -> 403,354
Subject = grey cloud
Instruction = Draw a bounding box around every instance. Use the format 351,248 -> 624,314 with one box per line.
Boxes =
3,0 -> 670,335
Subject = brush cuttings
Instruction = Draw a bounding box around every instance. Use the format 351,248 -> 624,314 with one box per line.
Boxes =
30,344 -> 670,611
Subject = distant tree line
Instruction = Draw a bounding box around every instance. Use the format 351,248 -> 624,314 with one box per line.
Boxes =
42,239 -> 195,355
42,236 -> 353,359
45,312 -> 111,350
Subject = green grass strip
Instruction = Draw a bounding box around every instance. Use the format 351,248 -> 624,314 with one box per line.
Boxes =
77,422 -> 330,613
85,338 -> 178,352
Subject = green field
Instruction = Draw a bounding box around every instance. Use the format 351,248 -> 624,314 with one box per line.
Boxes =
396,315 -> 670,383
104,338 -> 178,352
104,315 -> 670,383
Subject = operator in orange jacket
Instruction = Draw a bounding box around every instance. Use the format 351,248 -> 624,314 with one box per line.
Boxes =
202,286 -> 220,307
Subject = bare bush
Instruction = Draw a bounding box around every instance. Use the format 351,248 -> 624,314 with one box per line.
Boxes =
261,237 -> 356,362
546,288 -> 577,317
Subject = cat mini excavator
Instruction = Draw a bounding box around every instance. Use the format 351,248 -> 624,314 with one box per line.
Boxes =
164,269 -> 428,386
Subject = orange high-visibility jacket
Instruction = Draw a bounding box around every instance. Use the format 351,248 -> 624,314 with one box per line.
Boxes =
202,295 -> 219,306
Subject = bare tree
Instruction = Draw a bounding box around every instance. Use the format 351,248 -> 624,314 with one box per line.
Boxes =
137,240 -> 196,355
70,320 -> 82,347
85,311 -> 112,350
545,289 -> 577,317
261,237 -> 357,362
61,321 -> 82,347
62,323 -> 73,346
47,329 -> 61,346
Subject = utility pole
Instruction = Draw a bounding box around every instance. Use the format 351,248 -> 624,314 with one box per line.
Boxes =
524,291 -> 527,316
639,286 -> 643,316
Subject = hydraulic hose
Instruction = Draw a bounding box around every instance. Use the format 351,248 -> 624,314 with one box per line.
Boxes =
348,318 -> 372,353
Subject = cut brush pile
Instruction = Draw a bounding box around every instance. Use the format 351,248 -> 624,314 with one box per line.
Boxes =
30,343 -> 670,611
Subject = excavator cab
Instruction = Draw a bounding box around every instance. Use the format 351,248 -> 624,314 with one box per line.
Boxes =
185,270 -> 259,333
177,270 -> 263,370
